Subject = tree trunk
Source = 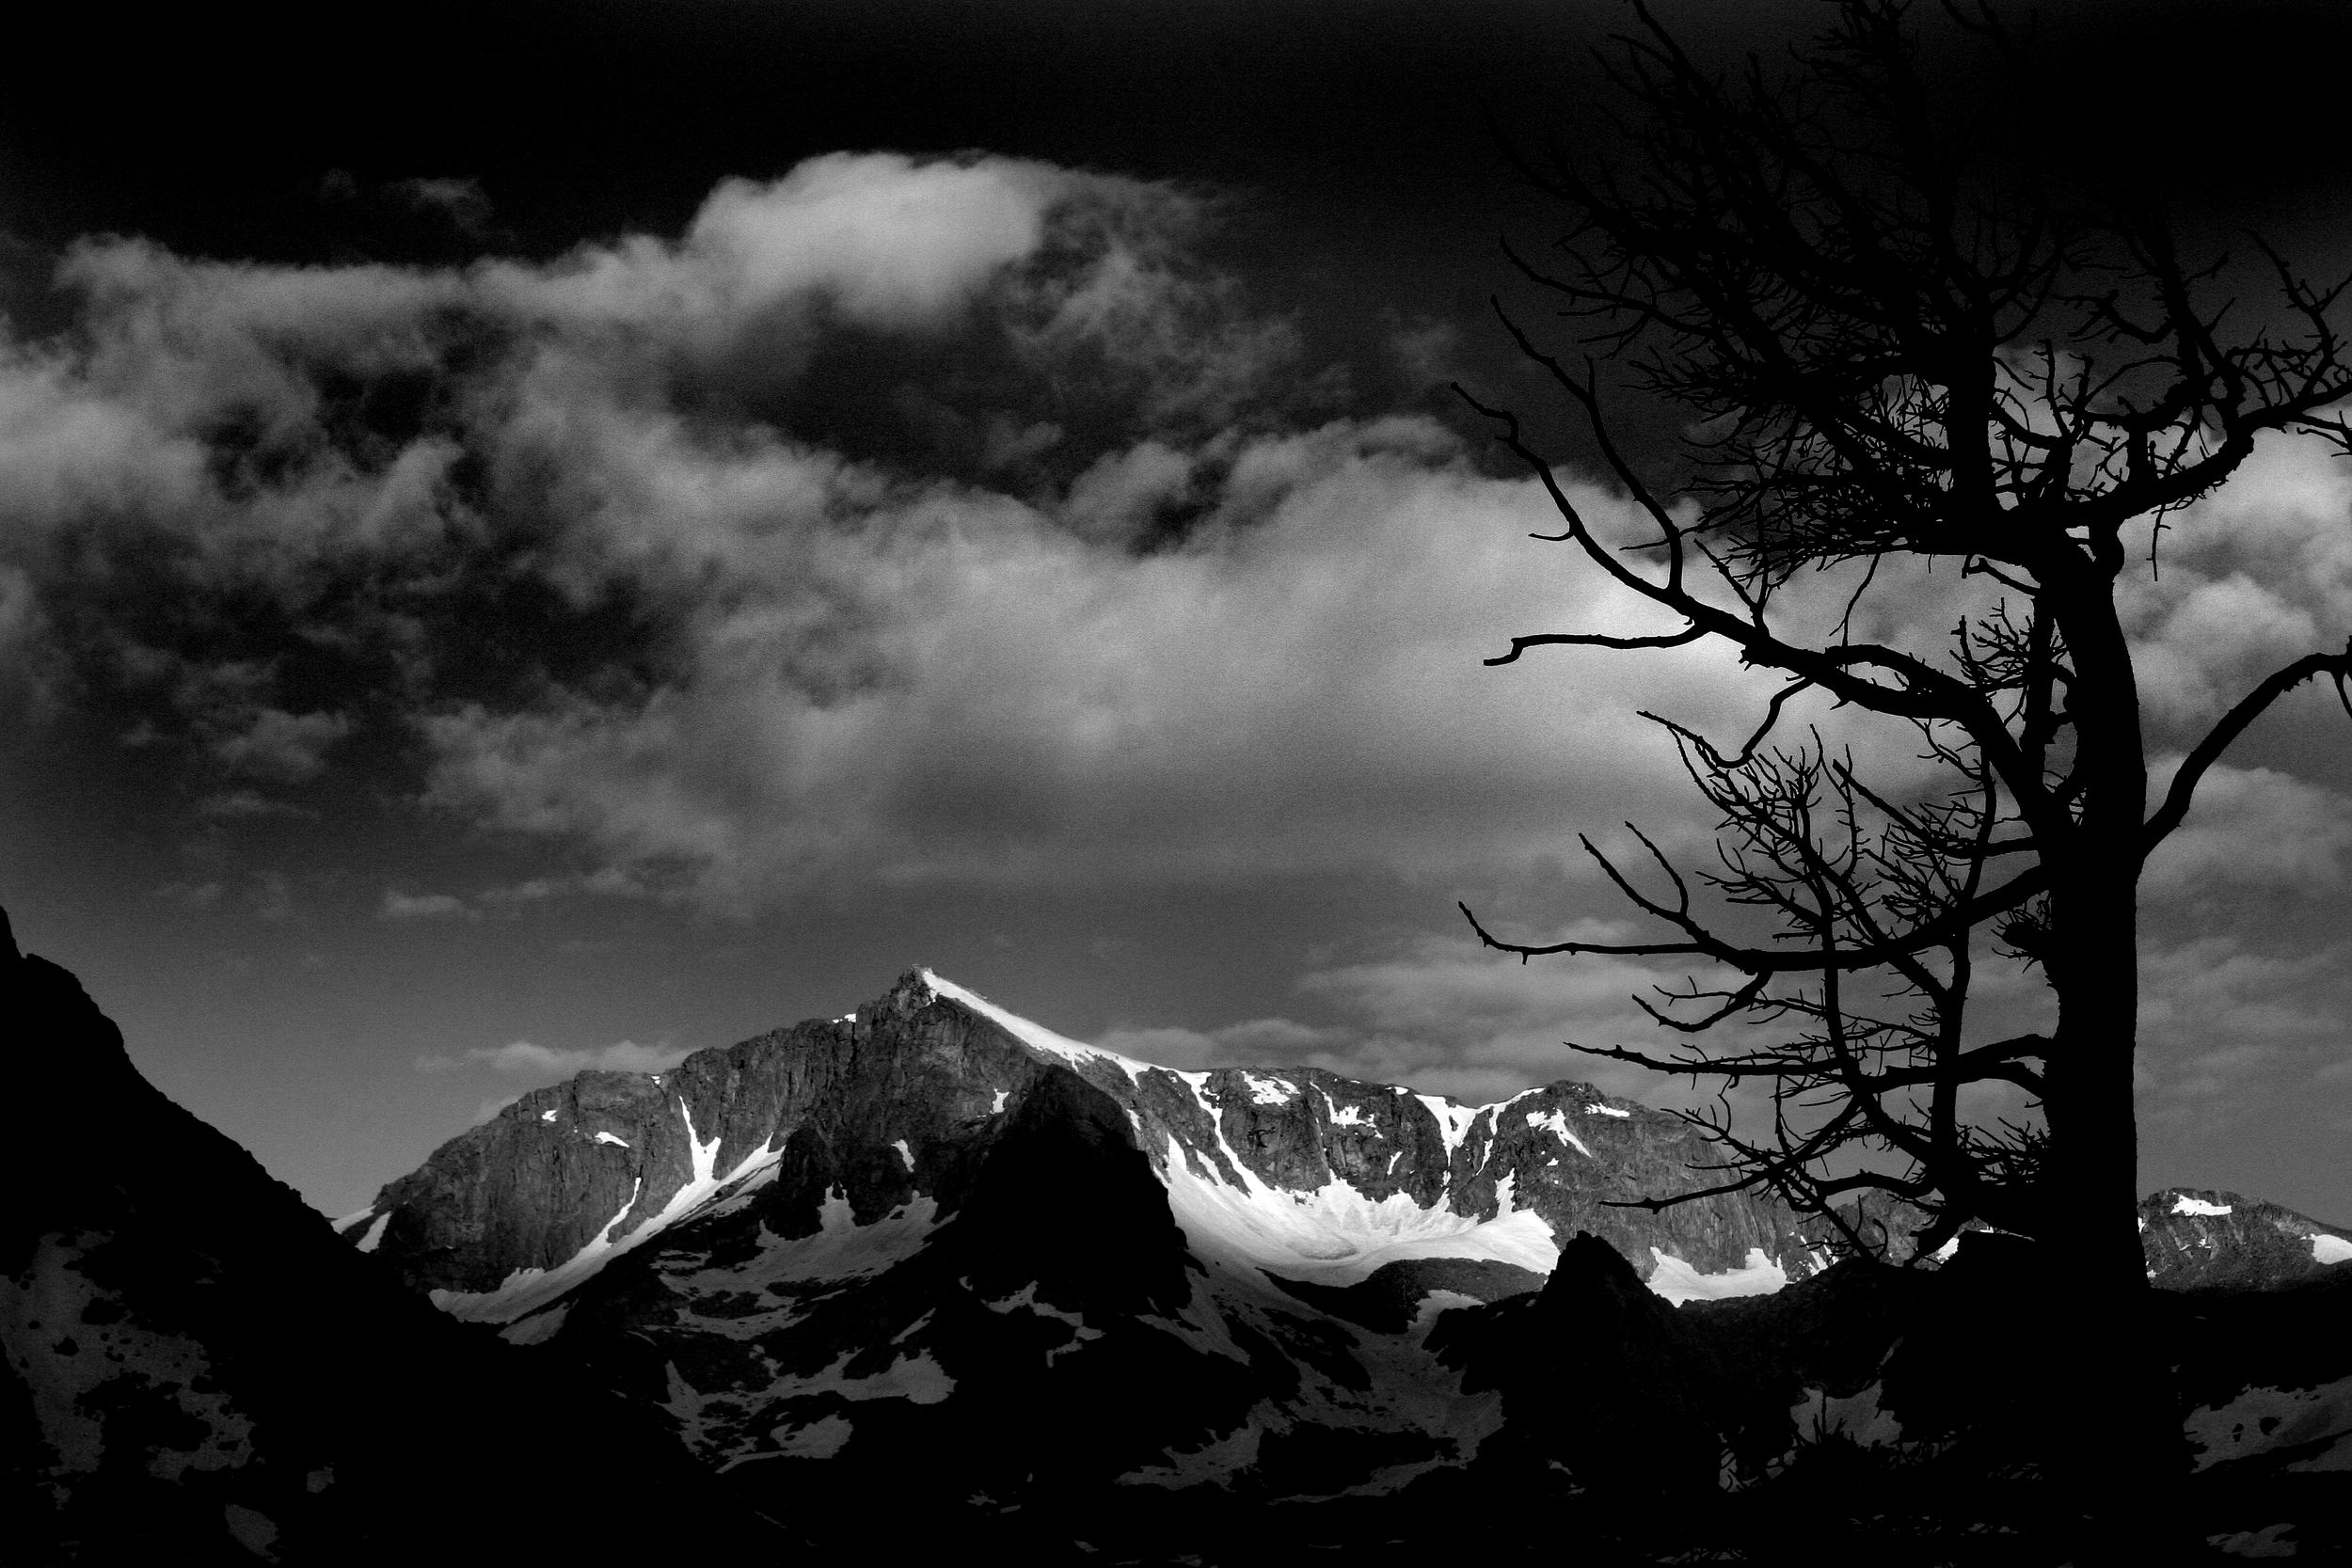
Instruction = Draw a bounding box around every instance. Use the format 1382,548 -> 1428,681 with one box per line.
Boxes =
2040,589 -> 2185,1559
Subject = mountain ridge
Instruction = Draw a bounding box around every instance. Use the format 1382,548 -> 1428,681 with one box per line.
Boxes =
351,966 -> 1817,1329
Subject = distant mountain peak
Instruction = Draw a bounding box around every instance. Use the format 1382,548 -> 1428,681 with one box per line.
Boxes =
2138,1186 -> 2352,1290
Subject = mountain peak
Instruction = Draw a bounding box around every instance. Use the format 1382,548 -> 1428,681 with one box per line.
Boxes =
2138,1185 -> 2352,1289
866,965 -> 942,1022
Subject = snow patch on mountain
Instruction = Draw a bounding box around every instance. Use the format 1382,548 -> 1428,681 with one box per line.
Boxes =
1644,1246 -> 1788,1306
922,969 -> 1150,1080
2174,1195 -> 2233,1217
1322,1090 -> 1370,1127
433,1098 -> 786,1324
1160,1132 -> 1559,1285
432,1177 -> 644,1324
1416,1095 -> 1481,1156
2312,1233 -> 2352,1265
1117,1418 -> 1264,1489
1413,1289 -> 1484,1327
1788,1380 -> 1903,1449
781,1349 -> 955,1406
500,1305 -> 569,1346
983,1283 -> 1098,1342
1244,1072 -> 1295,1104
772,1414 -> 854,1461
1587,1102 -> 1632,1118
2185,1374 -> 2352,1471
354,1212 -> 390,1254
693,1192 -> 941,1304
1524,1109 -> 1593,1159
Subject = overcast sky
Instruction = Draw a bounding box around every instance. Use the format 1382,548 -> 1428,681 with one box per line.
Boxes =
7,0 -> 2352,1224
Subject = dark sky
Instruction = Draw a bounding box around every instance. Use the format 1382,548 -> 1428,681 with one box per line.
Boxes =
7,0 -> 2352,1224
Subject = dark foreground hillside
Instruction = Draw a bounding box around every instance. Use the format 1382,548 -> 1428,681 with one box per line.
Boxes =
660,1231 -> 2352,1566
1,911 -> 793,1563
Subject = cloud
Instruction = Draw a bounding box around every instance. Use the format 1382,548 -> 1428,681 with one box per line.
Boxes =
204,706 -> 351,782
155,879 -> 224,910
412,420 -> 1780,911
1088,894 -> 2078,1154
474,867 -> 646,908
2137,934 -> 2352,1120
1096,923 -> 1764,1109
2143,761 -> 2352,898
8,146 -> 2350,951
246,871 -> 295,923
1096,1016 -> 1348,1074
0,145 -> 1995,928
376,869 -> 646,922
197,789 -> 308,819
1382,309 -> 1463,390
421,1038 -> 693,1080
2122,428 -> 2352,734
389,176 -> 498,239
379,890 -> 472,921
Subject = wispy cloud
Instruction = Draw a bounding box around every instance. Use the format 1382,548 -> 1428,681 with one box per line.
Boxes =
379,890 -> 473,921
1097,923 -> 1763,1110
197,789 -> 309,819
2143,761 -> 2352,898
420,1038 -> 692,1080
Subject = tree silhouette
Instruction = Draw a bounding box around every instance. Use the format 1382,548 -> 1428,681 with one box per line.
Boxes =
1458,0 -> 2352,1541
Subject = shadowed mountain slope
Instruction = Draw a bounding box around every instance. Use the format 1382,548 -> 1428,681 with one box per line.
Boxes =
1,909 -> 792,1563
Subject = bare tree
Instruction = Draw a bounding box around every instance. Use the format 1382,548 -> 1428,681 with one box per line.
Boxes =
1534,715 -> 2047,1266
1458,0 -> 2352,1535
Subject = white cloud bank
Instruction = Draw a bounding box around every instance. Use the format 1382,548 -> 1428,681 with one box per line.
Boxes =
5,148 -> 2350,951
0,149 -> 1788,917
